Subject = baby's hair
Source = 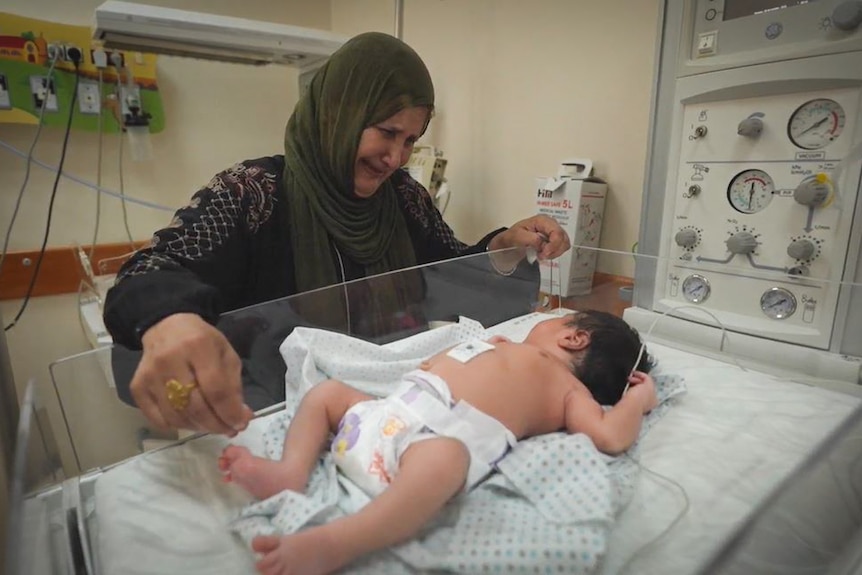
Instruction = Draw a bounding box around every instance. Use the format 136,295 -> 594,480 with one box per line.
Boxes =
565,310 -> 654,405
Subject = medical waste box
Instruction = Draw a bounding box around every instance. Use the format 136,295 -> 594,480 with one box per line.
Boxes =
535,159 -> 607,297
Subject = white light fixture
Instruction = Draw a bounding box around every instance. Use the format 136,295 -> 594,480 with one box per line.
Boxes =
93,1 -> 346,67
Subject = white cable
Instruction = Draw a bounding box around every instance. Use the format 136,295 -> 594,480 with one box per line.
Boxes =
624,302 -> 746,394
0,53 -> 60,276
334,246 -> 352,335
0,139 -> 173,212
117,118 -> 135,247
114,68 -> 136,247
617,452 -> 692,575
615,302 -> 750,573
89,70 -> 105,262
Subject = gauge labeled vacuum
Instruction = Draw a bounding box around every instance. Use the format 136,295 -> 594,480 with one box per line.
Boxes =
788,98 -> 845,150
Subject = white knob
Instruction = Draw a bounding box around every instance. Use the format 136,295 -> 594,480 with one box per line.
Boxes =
737,116 -> 764,138
787,239 -> 815,260
726,231 -> 758,255
794,178 -> 830,207
675,229 -> 698,248
833,1 -> 862,31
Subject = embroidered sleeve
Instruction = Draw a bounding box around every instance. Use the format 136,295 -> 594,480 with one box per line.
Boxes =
393,170 -> 468,259
119,161 -> 278,278
104,158 -> 281,348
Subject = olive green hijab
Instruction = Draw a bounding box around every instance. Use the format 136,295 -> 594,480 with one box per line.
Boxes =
283,32 -> 435,293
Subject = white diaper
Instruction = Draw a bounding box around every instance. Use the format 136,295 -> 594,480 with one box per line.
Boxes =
330,370 -> 516,498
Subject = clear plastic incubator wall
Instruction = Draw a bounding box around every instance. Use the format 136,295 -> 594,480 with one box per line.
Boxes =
7,245 -> 862,575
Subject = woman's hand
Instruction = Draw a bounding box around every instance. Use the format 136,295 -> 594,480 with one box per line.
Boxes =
486,215 -> 570,274
488,215 -> 571,259
131,313 -> 253,435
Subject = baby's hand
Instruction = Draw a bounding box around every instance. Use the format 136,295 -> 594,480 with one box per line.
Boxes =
627,371 -> 658,414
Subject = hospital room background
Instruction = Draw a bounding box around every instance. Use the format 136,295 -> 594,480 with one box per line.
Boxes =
2,0 -> 862,573
0,0 -> 656,486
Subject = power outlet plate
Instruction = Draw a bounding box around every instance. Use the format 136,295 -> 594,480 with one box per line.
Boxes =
119,84 -> 141,117
0,74 -> 11,110
78,82 -> 100,115
29,75 -> 58,112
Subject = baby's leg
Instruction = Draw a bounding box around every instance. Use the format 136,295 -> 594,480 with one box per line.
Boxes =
220,379 -> 372,500
252,437 -> 470,575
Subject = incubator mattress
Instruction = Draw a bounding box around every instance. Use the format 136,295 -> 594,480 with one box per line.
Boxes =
90,314 -> 860,575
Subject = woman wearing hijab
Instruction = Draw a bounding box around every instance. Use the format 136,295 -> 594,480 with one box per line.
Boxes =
103,32 -> 569,436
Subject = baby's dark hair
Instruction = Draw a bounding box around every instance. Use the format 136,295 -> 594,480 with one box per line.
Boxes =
566,310 -> 654,405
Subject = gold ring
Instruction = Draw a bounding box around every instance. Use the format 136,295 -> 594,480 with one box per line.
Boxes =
165,379 -> 197,411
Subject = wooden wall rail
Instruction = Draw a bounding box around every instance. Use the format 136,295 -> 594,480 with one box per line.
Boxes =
0,244 -> 634,307
0,242 -> 146,301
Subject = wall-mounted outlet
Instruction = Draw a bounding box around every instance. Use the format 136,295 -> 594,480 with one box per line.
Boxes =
46,43 -> 61,62
90,48 -> 108,69
107,50 -> 125,68
0,74 -> 11,110
78,82 -> 100,115
62,43 -> 83,64
29,76 -> 58,112
119,84 -> 141,117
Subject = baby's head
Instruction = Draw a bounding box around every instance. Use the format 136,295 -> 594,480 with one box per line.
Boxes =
524,310 -> 653,405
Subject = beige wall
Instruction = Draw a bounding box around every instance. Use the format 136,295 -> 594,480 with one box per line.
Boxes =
334,0 -> 660,261
1,0 -> 659,474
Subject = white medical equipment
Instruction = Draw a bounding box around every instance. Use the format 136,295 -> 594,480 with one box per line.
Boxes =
405,145 -> 450,213
627,0 -> 862,385
93,1 -> 347,67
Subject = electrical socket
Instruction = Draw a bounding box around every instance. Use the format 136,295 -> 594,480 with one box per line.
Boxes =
29,75 -> 58,112
119,84 -> 141,117
107,50 -> 125,68
78,81 -> 100,115
46,43 -> 61,62
90,48 -> 108,69
0,74 -> 11,110
62,43 -> 82,63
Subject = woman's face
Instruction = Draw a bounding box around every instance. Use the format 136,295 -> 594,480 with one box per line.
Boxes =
353,106 -> 429,199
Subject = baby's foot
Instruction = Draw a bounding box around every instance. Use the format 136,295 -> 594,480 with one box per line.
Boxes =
218,445 -> 306,500
252,529 -> 345,575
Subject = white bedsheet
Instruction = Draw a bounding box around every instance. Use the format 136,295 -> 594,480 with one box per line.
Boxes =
91,314 -> 860,575
601,342 -> 861,575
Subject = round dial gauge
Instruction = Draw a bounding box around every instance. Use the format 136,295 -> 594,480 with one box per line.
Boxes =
727,169 -> 775,214
682,274 -> 711,304
760,287 -> 797,320
788,99 -> 846,150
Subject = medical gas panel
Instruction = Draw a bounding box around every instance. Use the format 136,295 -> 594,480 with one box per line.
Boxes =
636,0 -> 862,353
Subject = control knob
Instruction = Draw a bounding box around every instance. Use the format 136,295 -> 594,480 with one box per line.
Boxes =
787,239 -> 816,261
726,231 -> 758,255
737,114 -> 764,138
833,1 -> 862,31
794,176 -> 830,207
675,229 -> 699,248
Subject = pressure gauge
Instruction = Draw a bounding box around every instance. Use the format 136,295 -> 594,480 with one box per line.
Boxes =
788,99 -> 845,150
727,169 -> 775,214
682,274 -> 711,303
760,287 -> 797,320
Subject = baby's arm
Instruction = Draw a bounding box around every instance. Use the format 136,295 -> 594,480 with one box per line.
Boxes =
564,371 -> 657,455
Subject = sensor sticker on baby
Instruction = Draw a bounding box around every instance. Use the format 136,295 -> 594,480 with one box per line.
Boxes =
446,339 -> 496,363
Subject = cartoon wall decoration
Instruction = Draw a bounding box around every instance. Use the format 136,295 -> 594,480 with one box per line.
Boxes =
0,12 -> 165,133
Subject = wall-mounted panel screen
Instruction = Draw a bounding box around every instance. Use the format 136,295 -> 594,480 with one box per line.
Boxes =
723,0 -> 817,21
